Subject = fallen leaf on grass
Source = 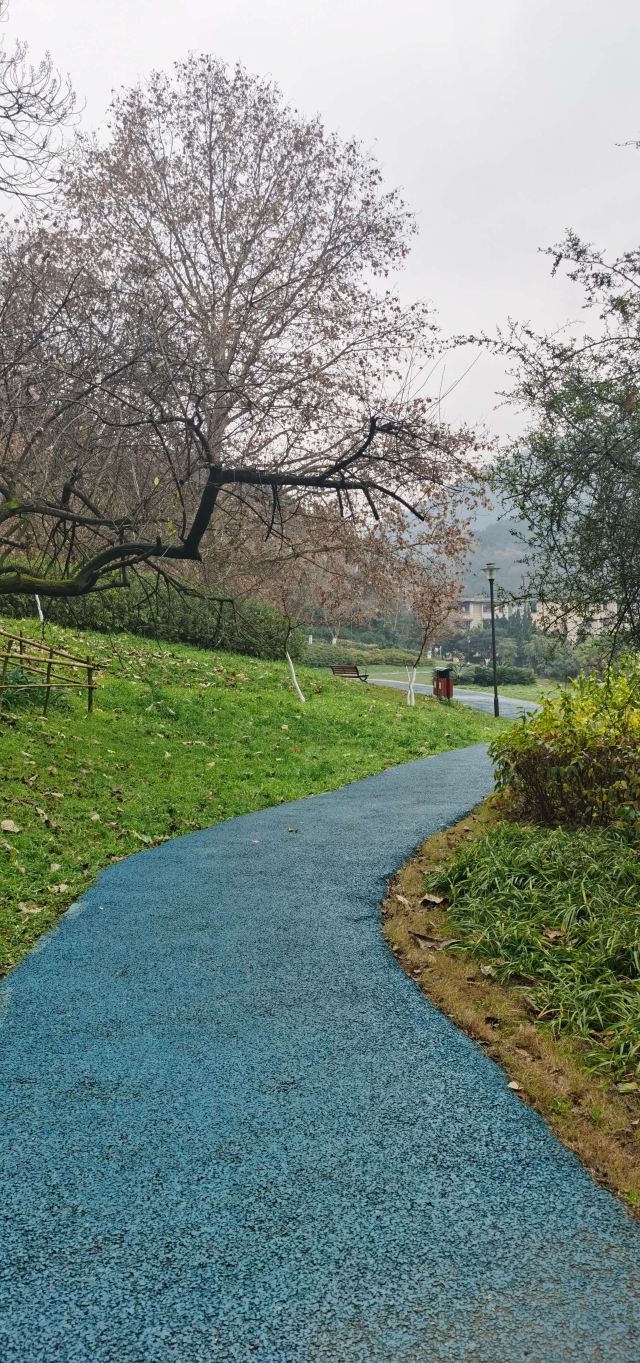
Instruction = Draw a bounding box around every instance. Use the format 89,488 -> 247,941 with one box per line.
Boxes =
394,893 -> 411,909
35,807 -> 60,831
0,819 -> 20,834
542,927 -> 565,942
421,892 -> 444,906
131,831 -> 154,844
508,1080 -> 523,1091
410,932 -> 461,951
616,1082 -> 639,1094
51,883 -> 69,894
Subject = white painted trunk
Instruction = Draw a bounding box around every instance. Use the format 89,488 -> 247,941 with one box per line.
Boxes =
286,651 -> 306,703
405,666 -> 417,706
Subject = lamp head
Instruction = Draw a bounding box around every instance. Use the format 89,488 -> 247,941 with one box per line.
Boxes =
483,562 -> 497,583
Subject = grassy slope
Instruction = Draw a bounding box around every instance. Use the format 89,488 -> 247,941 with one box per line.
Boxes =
0,619 -> 503,975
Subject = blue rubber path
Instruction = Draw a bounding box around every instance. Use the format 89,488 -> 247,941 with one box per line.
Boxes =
1,745 -> 639,1362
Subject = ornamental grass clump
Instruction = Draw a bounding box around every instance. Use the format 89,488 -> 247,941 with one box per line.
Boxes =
429,821 -> 640,1080
489,659 -> 640,827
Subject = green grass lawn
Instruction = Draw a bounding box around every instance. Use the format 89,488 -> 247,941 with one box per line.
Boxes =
0,618 -> 504,975
430,820 -> 640,1086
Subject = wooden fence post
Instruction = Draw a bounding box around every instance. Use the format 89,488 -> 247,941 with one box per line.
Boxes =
1,636 -> 13,686
43,648 -> 54,716
87,660 -> 94,714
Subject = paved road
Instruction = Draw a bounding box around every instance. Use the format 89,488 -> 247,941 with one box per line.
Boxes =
1,746 -> 639,1362
369,676 -> 539,719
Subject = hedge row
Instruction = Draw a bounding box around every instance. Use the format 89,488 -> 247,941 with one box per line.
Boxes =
0,579 -> 304,661
305,641 -> 419,668
455,664 -> 536,686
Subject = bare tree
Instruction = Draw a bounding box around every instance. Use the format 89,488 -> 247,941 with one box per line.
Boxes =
0,57 -> 484,600
0,0 -> 76,201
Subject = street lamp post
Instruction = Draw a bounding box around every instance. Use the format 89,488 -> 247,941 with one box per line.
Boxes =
484,562 -> 500,718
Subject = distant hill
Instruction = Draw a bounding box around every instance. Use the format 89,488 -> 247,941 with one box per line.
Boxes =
408,493 -> 530,597
463,495 -> 529,596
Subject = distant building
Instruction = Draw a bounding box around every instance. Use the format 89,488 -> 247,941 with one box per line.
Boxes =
459,595 -> 616,640
458,596 -> 521,629
530,601 -> 616,642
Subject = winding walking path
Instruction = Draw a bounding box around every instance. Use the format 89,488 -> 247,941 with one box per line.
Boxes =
368,677 -> 539,718
1,746 -> 639,1362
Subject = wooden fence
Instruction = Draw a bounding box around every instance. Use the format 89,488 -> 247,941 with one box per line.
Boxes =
0,629 -> 101,715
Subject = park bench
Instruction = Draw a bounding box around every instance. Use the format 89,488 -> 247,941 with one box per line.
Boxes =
330,663 -> 369,683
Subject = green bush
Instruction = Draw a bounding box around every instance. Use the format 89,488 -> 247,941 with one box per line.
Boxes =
456,664 -> 535,686
490,659 -> 640,826
305,641 -> 417,668
0,579 -> 304,662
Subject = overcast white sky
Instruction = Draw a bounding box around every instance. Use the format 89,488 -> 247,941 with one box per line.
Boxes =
7,0 -> 640,433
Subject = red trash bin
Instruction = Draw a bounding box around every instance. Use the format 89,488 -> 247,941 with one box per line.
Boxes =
432,666 -> 454,701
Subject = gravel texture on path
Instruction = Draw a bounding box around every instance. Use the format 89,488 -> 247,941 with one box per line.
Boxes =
1,744 -> 639,1362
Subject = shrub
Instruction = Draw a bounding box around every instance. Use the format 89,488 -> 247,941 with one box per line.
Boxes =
456,664 -> 535,686
490,658 -> 640,826
0,580 -> 304,662
305,641 -> 418,668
